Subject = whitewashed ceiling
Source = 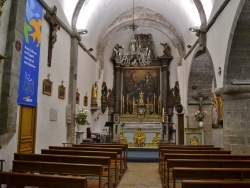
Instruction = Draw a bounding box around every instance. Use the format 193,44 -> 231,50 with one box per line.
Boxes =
46,0 -> 225,59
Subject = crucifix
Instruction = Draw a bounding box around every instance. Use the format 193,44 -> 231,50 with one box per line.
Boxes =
45,6 -> 60,67
192,91 -> 208,111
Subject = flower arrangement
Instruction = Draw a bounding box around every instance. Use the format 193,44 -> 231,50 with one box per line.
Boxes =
75,107 -> 90,125
194,110 -> 207,121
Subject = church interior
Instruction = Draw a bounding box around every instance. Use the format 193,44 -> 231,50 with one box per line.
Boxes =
1,0 -> 250,187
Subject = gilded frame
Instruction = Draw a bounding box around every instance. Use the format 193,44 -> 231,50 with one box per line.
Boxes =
58,85 -> 66,99
43,79 -> 53,96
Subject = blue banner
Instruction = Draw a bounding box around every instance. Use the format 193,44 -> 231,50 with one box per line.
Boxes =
17,0 -> 43,106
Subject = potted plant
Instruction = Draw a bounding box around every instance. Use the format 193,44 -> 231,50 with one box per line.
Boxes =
75,107 -> 90,131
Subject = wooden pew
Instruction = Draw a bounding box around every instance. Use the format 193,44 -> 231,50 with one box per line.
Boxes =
158,146 -> 221,166
74,143 -> 128,172
14,153 -> 113,188
173,167 -> 250,188
159,150 -> 231,175
0,171 -> 87,188
181,180 -> 250,188
161,153 -> 250,177
41,149 -> 119,187
49,146 -> 124,177
165,159 -> 250,188
12,160 -> 104,188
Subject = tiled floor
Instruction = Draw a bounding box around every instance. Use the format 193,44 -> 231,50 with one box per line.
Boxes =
118,162 -> 162,188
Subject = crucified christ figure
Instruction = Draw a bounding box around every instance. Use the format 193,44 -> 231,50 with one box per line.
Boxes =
192,91 -> 208,111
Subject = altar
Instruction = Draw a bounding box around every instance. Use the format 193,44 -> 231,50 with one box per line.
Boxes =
120,123 -> 161,148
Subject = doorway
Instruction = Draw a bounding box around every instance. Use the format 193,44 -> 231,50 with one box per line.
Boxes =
17,105 -> 37,153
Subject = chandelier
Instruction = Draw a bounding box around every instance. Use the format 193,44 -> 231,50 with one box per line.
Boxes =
115,0 -> 151,67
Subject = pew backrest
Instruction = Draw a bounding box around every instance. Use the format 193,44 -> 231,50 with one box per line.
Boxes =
173,167 -> 250,188
14,153 -> 112,188
182,180 -> 250,188
0,171 -> 87,188
12,160 -> 103,188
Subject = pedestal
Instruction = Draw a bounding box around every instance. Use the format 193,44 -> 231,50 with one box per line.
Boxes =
76,131 -> 84,144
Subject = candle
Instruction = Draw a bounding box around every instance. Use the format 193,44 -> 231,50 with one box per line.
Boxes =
122,96 -> 124,108
133,96 -> 134,108
154,93 -> 155,106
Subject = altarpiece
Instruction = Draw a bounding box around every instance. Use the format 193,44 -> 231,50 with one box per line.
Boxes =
111,33 -> 173,148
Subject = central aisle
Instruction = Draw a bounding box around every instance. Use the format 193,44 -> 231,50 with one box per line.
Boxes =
118,162 -> 162,188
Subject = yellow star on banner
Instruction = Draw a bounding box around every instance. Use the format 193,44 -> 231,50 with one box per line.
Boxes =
29,19 -> 42,47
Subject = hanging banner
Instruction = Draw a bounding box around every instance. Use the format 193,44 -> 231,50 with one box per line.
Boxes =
17,0 -> 43,106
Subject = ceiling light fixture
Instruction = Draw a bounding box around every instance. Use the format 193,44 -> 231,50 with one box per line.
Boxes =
115,0 -> 151,67
187,45 -> 191,48
88,48 -> 93,52
77,29 -> 88,35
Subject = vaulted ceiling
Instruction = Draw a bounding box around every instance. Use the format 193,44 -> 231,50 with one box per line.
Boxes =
47,0 -> 225,62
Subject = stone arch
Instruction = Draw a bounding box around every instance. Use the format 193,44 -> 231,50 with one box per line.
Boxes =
193,0 -> 207,29
187,48 -> 216,144
222,0 -> 250,154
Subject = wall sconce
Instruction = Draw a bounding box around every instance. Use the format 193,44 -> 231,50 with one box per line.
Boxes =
189,27 -> 205,37
77,29 -> 88,35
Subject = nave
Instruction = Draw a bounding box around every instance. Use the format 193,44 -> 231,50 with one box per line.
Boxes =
117,162 -> 161,188
3,143 -> 250,188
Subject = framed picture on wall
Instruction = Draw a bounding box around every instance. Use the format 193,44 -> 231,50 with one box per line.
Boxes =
58,84 -> 66,99
43,79 -> 53,96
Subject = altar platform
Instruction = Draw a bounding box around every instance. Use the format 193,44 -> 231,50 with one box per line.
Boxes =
127,148 -> 158,162
120,123 -> 161,148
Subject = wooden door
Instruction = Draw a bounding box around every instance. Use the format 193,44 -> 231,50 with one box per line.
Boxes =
178,114 -> 184,144
17,106 -> 36,153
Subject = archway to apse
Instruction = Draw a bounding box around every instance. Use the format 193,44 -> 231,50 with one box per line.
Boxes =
187,49 -> 218,145
223,0 -> 250,154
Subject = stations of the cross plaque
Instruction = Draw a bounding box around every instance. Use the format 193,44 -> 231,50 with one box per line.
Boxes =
45,6 -> 60,67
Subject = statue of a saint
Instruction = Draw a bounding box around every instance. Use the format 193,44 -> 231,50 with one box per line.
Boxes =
91,82 -> 98,104
211,92 -> 219,127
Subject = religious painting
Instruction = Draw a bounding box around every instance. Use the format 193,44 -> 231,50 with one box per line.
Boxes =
76,91 -> 80,104
123,68 -> 160,114
58,85 -> 65,99
43,79 -> 53,96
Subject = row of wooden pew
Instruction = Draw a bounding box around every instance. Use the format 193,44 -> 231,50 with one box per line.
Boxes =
158,144 -> 250,188
0,142 -> 128,188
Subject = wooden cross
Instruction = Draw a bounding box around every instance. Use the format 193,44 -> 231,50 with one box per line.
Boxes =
192,91 -> 208,111
45,6 -> 60,67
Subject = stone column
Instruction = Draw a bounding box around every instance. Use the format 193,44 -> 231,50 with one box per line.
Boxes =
114,62 -> 122,114
222,85 -> 250,154
67,36 -> 78,144
159,56 -> 172,142
0,0 -> 25,141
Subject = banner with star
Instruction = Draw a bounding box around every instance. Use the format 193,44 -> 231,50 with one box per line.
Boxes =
17,0 -> 43,106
